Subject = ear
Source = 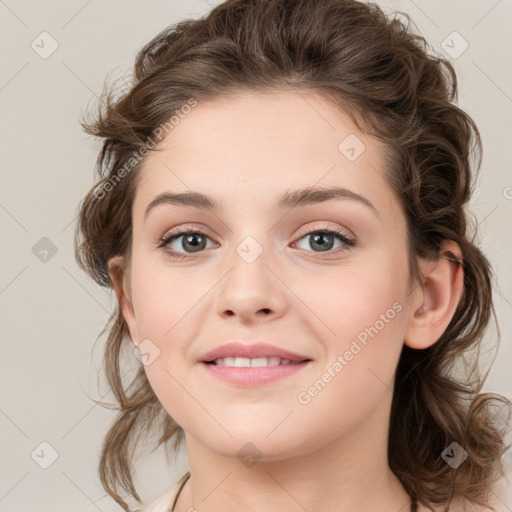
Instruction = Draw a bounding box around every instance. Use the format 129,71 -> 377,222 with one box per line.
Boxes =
404,240 -> 464,350
108,256 -> 141,348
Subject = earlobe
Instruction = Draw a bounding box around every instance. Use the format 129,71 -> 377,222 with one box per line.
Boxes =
404,240 -> 464,350
108,257 -> 140,347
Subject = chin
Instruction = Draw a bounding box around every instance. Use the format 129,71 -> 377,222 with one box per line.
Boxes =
197,423 -> 313,460
209,436 -> 303,463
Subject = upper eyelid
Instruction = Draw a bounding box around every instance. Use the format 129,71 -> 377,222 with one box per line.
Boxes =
295,223 -> 354,239
161,223 -> 351,238
160,225 -> 217,244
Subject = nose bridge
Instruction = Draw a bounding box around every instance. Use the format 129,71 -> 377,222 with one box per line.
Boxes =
227,232 -> 273,294
225,211 -> 275,276
215,230 -> 286,321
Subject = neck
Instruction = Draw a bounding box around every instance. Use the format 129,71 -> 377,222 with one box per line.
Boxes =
175,397 -> 412,512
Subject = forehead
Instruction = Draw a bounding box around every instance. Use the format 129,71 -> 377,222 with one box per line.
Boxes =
132,89 -> 398,219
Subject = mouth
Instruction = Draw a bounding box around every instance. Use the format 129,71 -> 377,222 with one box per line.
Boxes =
198,342 -> 313,385
203,356 -> 311,367
199,341 -> 312,366
199,342 -> 313,385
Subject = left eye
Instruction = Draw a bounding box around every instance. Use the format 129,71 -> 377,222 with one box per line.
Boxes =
293,228 -> 355,253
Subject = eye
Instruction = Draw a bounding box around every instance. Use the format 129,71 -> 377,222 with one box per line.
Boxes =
292,226 -> 355,256
158,228 -> 217,259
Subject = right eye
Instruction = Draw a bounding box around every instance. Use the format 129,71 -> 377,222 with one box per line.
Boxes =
158,228 -> 217,258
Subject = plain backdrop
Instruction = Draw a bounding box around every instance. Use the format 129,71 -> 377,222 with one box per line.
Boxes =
1,1 -> 511,511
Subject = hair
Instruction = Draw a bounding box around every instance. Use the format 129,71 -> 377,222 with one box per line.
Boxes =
74,0 -> 511,510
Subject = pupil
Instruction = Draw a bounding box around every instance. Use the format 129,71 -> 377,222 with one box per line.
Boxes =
186,234 -> 199,246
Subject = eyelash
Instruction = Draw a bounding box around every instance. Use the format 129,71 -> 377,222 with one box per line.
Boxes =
157,225 -> 356,260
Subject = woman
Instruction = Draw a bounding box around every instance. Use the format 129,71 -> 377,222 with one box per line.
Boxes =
74,1 -> 511,511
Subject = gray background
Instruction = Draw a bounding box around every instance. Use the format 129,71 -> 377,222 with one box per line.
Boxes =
1,0 -> 511,511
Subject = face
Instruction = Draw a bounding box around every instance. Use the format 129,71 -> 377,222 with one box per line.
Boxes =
119,89 -> 419,460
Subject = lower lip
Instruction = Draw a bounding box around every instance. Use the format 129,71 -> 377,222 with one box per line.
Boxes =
200,361 -> 312,386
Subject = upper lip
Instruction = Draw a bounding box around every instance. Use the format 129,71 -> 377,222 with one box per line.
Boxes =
199,342 -> 312,363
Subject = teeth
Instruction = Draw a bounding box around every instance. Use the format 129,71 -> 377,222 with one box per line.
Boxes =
212,357 -> 297,367
250,357 -> 269,367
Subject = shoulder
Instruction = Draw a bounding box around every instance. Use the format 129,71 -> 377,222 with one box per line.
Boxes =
133,473 -> 189,512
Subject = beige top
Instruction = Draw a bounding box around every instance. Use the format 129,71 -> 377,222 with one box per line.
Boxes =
135,466 -> 512,512
134,472 -> 190,512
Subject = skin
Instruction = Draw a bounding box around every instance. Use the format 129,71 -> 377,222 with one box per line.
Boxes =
109,89 -> 465,512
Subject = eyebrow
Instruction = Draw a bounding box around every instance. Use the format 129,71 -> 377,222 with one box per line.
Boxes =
144,186 -> 379,220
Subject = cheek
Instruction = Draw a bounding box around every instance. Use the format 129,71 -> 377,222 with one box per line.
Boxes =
128,258 -> 207,413
130,258 -> 198,342
298,254 -> 408,342
304,252 -> 410,383
289,270 -> 408,437
129,267 -> 195,424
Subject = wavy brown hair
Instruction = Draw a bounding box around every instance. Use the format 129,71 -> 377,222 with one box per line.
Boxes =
74,0 -> 511,510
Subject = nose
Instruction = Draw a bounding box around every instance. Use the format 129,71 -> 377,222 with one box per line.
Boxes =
215,238 -> 287,324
